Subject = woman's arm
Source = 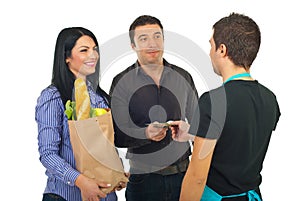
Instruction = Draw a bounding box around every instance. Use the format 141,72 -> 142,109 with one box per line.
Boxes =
36,89 -> 80,185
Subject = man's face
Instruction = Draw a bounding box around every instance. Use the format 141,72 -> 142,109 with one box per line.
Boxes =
132,24 -> 164,66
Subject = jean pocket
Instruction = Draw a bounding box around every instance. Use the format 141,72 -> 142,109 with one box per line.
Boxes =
128,174 -> 148,185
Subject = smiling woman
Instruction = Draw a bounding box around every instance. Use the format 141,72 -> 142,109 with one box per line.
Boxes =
66,35 -> 99,79
35,27 -> 122,201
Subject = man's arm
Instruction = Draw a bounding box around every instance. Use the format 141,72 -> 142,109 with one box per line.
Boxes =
169,120 -> 217,201
180,136 -> 216,201
185,73 -> 199,123
109,75 -> 152,148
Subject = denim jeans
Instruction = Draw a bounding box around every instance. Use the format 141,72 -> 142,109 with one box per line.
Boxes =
42,194 -> 66,201
125,172 -> 185,201
42,192 -> 117,201
102,192 -> 117,201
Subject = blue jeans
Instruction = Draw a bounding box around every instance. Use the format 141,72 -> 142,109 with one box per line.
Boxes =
42,194 -> 66,201
125,172 -> 185,201
42,192 -> 117,201
102,192 -> 118,201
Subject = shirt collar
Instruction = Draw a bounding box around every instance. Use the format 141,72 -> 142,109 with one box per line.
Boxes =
134,59 -> 173,76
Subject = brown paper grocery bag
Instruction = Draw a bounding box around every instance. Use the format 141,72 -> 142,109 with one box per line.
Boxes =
68,110 -> 128,198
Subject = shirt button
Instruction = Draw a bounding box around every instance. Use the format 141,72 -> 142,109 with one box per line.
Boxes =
67,181 -> 71,185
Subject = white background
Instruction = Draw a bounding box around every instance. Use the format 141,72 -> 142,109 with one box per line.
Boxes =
0,0 -> 299,200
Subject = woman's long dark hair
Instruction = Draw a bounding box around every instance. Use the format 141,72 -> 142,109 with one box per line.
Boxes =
51,27 -> 101,106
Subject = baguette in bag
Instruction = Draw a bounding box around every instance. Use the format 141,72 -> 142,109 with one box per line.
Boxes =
69,78 -> 128,198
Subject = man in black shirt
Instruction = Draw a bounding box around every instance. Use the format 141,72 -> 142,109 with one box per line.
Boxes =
170,13 -> 281,201
109,15 -> 198,201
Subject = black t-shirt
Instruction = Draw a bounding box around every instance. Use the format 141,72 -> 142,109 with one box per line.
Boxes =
189,80 -> 280,198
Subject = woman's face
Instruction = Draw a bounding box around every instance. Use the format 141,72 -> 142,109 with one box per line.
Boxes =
66,35 -> 99,79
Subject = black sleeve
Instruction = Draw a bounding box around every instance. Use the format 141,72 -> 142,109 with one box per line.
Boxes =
109,75 -> 151,148
273,95 -> 281,131
189,88 -> 226,139
171,65 -> 199,123
185,73 -> 199,123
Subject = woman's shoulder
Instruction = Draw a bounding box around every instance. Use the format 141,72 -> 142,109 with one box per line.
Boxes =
37,85 -> 61,103
40,85 -> 60,96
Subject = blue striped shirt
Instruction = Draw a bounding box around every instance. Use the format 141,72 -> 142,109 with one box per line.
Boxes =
35,84 -> 116,201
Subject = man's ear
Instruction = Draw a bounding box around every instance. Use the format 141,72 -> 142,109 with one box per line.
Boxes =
219,44 -> 227,56
131,42 -> 136,50
65,58 -> 70,64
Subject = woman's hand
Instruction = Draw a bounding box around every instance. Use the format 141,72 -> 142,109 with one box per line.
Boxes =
75,174 -> 110,201
114,172 -> 130,191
